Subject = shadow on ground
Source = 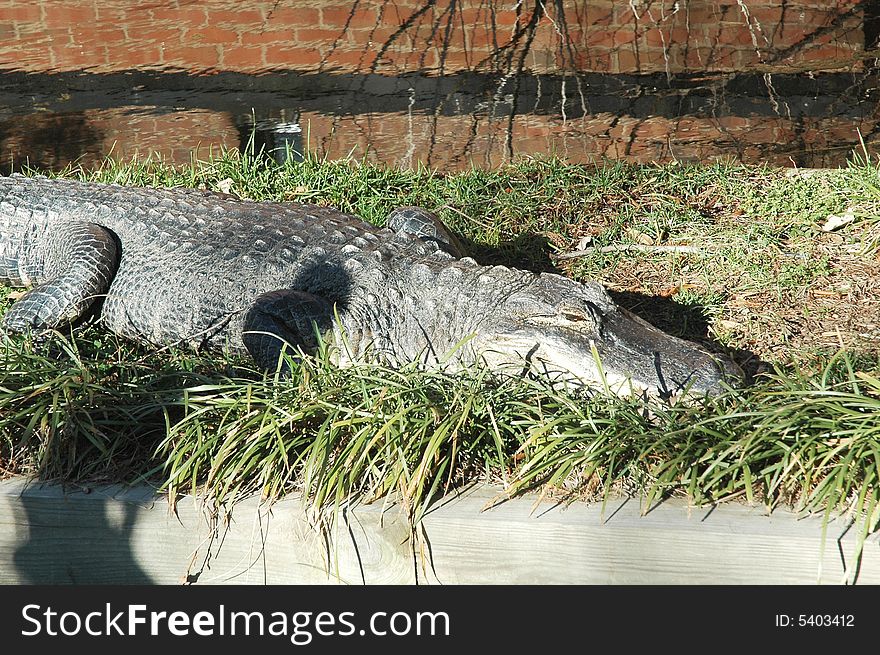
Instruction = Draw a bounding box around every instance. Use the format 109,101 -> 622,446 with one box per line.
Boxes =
12,486 -> 154,584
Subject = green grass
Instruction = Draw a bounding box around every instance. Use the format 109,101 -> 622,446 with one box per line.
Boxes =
2,149 -> 880,577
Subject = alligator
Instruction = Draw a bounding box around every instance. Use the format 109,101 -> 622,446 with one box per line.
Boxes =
0,175 -> 742,398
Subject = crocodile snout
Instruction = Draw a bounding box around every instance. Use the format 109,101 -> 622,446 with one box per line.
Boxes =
597,307 -> 743,399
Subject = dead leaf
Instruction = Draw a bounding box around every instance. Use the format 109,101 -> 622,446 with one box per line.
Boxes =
217,178 -> 234,195
576,235 -> 593,250
625,227 -> 655,245
822,208 -> 855,232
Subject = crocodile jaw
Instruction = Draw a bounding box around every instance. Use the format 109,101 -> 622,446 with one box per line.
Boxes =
470,307 -> 742,399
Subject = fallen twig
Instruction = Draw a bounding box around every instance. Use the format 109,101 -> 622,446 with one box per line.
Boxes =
557,244 -> 706,259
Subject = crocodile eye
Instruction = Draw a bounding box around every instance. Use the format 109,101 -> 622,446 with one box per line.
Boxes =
559,302 -> 604,324
560,310 -> 589,322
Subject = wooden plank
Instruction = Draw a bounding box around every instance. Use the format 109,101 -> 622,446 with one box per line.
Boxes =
0,478 -> 877,584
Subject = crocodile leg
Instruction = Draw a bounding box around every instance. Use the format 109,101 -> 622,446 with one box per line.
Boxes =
242,290 -> 336,374
387,206 -> 466,257
1,223 -> 118,332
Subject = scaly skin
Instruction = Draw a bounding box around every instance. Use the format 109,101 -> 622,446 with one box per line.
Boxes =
0,175 -> 742,397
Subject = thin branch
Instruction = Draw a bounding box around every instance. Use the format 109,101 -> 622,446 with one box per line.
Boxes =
557,244 -> 707,259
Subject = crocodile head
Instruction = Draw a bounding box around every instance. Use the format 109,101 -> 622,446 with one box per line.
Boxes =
469,273 -> 743,399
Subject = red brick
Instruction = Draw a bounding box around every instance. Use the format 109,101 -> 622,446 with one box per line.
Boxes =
149,7 -> 208,26
707,46 -> 742,69
264,7 -> 320,27
362,27 -> 407,43
615,48 -> 641,72
812,25 -> 859,45
467,29 -> 498,49
644,27 -> 694,47
109,47 -> 162,69
737,125 -> 782,144
210,8 -> 265,24
332,24 -> 376,45
0,5 -> 41,21
800,44 -> 858,61
681,6 -> 729,26
264,46 -> 323,67
46,4 -> 99,26
582,2 -> 615,26
635,117 -> 672,138
793,8 -> 839,27
93,5 -> 126,23
77,28 -> 127,47
715,26 -> 757,46
295,28 -> 344,42
384,4 -> 427,25
190,27 -> 239,45
162,46 -> 220,69
13,24 -> 52,45
515,121 -> 552,138
824,121 -> 860,141
560,27 -> 585,42
384,49 -> 418,68
325,49 -> 378,68
139,28 -> 184,46
241,29 -> 295,46
376,49 -> 429,71
683,46 -> 713,68
459,8 -> 489,24
436,31 -> 468,50
436,50 -> 472,69
321,6 -> 378,29
489,9 -> 518,26
674,116 -> 706,133
638,47 -> 675,71
516,136 -> 552,154
0,44 -> 39,66
586,28 -> 634,47
51,44 -> 106,69
221,46 -> 265,69
567,50 -> 612,71
748,7 -> 784,24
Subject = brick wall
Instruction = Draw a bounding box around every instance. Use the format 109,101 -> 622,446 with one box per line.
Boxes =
0,108 -> 239,171
0,0 -> 867,76
1,101 -> 872,173
0,1 -> 871,170
299,110 -> 875,170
